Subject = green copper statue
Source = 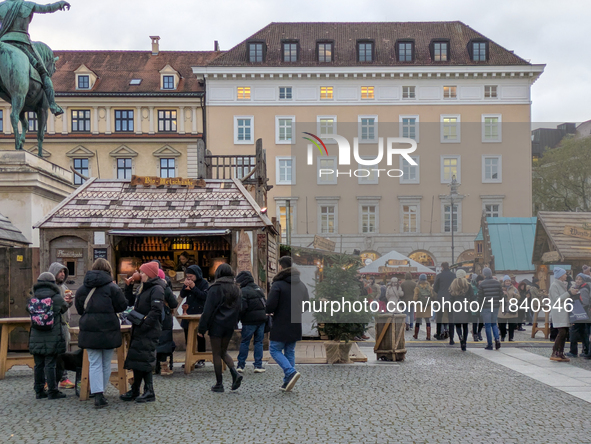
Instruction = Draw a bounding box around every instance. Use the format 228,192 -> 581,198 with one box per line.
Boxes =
0,0 -> 70,155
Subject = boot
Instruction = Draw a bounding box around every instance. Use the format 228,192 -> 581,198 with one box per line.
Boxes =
230,367 -> 243,391
42,76 -> 63,116
211,383 -> 224,392
160,361 -> 173,376
473,333 -> 478,342
426,326 -> 431,341
120,371 -> 141,401
495,340 -> 501,350
94,392 -> 108,409
135,384 -> 155,403
550,351 -> 561,361
559,353 -> 571,363
405,323 -> 410,332
413,325 -> 419,340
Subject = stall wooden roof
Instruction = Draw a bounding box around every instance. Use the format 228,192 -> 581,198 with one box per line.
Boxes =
34,178 -> 276,232
532,211 -> 591,264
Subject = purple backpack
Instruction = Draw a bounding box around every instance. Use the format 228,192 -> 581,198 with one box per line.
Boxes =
28,297 -> 55,331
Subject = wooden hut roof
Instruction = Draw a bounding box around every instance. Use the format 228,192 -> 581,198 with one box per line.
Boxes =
532,211 -> 591,264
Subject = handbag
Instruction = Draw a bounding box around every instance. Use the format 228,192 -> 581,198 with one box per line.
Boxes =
264,314 -> 273,333
569,299 -> 590,323
127,309 -> 146,326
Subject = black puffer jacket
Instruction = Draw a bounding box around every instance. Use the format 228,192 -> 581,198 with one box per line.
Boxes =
179,265 -> 209,329
28,281 -> 68,356
156,279 -> 179,355
236,271 -> 267,325
433,269 -> 455,301
266,267 -> 310,343
478,277 -> 504,308
198,276 -> 241,335
123,278 -> 165,372
75,270 -> 128,350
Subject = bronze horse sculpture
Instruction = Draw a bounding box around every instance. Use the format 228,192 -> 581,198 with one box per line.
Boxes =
0,40 -> 58,155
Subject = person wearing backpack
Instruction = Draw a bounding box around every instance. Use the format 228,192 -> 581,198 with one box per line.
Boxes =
236,270 -> 268,373
28,272 -> 68,400
75,258 -> 128,408
412,274 -> 433,340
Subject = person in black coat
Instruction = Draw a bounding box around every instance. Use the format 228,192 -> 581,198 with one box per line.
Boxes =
267,256 -> 310,392
198,264 -> 242,393
179,264 -> 209,368
155,268 -> 178,376
433,262 -> 455,342
28,272 -> 68,400
235,270 -> 267,373
478,267 -> 504,350
75,258 -> 127,408
120,262 -> 165,403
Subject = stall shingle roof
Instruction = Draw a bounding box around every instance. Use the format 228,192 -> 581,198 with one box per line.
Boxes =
533,211 -> 591,263
34,178 -> 274,231
0,213 -> 30,246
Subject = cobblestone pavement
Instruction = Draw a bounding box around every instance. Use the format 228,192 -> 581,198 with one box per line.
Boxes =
2,346 -> 590,444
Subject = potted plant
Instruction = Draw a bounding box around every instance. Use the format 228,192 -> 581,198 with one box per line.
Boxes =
313,255 -> 373,364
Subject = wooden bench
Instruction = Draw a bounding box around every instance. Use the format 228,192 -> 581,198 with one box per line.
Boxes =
176,314 -> 221,373
70,325 -> 133,401
0,318 -> 35,379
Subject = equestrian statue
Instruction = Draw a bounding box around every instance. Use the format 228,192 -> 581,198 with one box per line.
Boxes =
0,0 -> 70,155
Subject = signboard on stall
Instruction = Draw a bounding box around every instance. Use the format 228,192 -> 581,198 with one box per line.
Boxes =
313,235 -> 336,252
93,248 -> 108,261
57,249 -> 83,258
130,175 -> 206,189
563,226 -> 591,241
378,266 -> 418,273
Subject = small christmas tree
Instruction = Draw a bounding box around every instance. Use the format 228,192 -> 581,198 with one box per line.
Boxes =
313,255 -> 373,343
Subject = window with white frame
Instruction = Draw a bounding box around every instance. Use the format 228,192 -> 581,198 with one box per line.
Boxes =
443,203 -> 460,233
484,204 -> 501,218
276,199 -> 296,241
358,157 -> 379,185
275,156 -> 294,185
319,204 -> 337,234
485,85 -> 498,98
399,116 -> 419,141
320,86 -> 333,100
77,75 -> 90,90
361,86 -> 374,99
237,87 -> 251,100
402,86 -> 415,99
441,156 -> 460,183
317,157 -> 337,185
317,116 -> 336,141
275,116 -> 294,144
399,156 -> 420,184
482,156 -> 502,183
402,204 -> 418,233
162,75 -> 175,90
441,115 -> 460,142
279,87 -> 292,100
358,116 -> 377,142
443,86 -> 457,99
234,116 -> 253,144
360,204 -> 378,234
482,115 -> 502,142
433,42 -> 448,61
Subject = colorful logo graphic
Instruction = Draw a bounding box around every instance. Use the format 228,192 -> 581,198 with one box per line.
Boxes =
302,132 -> 328,156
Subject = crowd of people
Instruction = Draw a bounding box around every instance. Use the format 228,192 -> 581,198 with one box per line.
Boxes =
26,255 -> 309,408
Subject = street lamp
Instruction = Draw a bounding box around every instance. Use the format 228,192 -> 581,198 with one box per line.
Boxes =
449,175 -> 459,264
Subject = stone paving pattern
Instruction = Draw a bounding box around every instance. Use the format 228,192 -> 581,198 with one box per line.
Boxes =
2,346 -> 591,444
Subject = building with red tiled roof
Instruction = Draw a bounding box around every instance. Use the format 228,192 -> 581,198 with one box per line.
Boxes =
0,37 -> 221,184
193,22 -> 545,267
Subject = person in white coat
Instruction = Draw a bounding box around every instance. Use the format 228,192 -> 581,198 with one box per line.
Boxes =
386,278 -> 403,308
549,268 -> 578,362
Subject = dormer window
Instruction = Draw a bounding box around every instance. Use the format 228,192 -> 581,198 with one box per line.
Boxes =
130,79 -> 142,86
248,42 -> 265,63
163,76 -> 174,90
357,41 -> 374,62
317,41 -> 333,63
282,41 -> 298,62
470,40 -> 488,62
397,41 -> 414,62
432,41 -> 449,62
77,75 -> 89,89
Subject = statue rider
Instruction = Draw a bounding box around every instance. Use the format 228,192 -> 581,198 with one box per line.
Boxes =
0,0 -> 70,115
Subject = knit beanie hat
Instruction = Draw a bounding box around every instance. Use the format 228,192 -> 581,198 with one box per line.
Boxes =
38,272 -> 56,283
553,267 -> 566,279
456,269 -> 467,279
483,268 -> 493,277
158,269 -> 165,280
419,274 -> 427,281
583,265 -> 590,273
140,262 -> 159,279
503,275 -> 511,282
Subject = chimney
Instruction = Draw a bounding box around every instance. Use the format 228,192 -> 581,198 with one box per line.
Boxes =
214,40 -> 220,52
150,36 -> 161,56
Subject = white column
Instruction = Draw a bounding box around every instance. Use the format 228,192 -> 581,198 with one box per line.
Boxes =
92,106 -> 99,134
61,107 -> 68,135
179,106 -> 185,134
191,106 -> 198,134
48,113 -> 55,134
135,106 -> 142,134
149,106 -> 155,134
3,107 -> 10,134
105,106 -> 111,134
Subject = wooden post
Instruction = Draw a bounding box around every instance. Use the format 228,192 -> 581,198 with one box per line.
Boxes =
255,139 -> 265,208
196,139 -> 206,179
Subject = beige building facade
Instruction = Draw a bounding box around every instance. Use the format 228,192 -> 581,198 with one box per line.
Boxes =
194,22 -> 545,266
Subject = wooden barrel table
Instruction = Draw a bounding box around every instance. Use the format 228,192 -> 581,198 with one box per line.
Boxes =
374,313 -> 407,362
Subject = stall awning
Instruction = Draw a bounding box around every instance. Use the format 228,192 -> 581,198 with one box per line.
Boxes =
109,229 -> 230,237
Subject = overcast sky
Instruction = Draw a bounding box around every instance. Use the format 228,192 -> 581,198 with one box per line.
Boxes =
29,0 -> 588,125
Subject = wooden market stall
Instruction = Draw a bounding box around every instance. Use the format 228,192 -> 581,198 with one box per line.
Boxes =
34,176 -> 279,305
